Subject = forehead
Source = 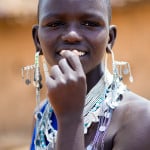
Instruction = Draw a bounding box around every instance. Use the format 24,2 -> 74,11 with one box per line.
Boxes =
38,0 -> 109,22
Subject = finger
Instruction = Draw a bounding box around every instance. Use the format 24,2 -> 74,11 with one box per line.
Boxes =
61,50 -> 84,73
50,65 -> 64,80
45,75 -> 56,90
58,58 -> 74,74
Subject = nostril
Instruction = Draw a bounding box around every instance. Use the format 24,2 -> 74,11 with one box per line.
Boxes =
61,30 -> 83,43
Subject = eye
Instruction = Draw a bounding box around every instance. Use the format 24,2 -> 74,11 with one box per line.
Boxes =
46,21 -> 65,28
81,21 -> 100,27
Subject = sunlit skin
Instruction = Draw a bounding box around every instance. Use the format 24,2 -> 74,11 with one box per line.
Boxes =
32,0 -> 150,150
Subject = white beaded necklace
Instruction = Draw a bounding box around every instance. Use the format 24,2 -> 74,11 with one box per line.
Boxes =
84,70 -> 113,117
34,71 -> 126,150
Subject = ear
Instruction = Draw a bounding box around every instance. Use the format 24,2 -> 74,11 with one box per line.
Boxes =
32,24 -> 43,55
106,25 -> 117,53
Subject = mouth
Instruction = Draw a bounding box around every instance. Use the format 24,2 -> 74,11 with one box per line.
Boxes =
58,49 -> 87,57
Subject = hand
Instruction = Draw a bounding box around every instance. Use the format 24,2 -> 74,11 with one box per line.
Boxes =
46,51 -> 87,122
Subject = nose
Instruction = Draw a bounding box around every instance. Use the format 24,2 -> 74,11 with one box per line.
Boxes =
61,26 -> 83,44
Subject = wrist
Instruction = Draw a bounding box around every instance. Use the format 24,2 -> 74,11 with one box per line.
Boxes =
57,114 -> 84,127
56,115 -> 85,150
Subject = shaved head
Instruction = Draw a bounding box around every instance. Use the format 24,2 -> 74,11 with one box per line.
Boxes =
37,0 -> 112,24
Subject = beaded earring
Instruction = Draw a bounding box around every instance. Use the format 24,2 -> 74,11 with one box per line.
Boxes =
21,65 -> 35,86
105,49 -> 133,109
110,49 -> 133,83
21,51 -> 42,113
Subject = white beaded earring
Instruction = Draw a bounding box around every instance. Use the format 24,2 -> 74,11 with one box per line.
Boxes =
104,48 -> 133,109
109,49 -> 133,83
21,51 -> 42,112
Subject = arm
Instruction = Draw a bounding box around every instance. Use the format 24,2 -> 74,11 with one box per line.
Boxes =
56,116 -> 84,150
113,98 -> 150,150
46,51 -> 86,150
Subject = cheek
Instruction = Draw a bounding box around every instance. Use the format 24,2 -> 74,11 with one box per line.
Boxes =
38,30 -> 57,65
39,31 -> 51,50
38,29 -> 58,50
95,30 -> 108,47
91,30 -> 108,57
89,31 -> 108,70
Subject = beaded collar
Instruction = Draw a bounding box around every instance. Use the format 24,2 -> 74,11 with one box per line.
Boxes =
34,71 -> 127,150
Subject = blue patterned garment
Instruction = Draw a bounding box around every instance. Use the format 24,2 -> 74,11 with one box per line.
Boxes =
30,101 -> 57,150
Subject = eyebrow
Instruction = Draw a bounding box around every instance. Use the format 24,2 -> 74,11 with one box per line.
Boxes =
80,12 -> 106,22
41,13 -> 65,21
40,11 -> 107,23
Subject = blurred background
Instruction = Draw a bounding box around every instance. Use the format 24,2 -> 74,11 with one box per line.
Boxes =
0,0 -> 150,149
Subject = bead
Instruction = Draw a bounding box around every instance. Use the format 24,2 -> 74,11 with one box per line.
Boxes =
99,125 -> 106,132
35,139 -> 40,146
48,128 -> 52,133
119,76 -> 123,81
25,79 -> 31,85
105,112 -> 111,118
87,145 -> 93,150
111,83 -> 116,90
123,68 -> 129,75
117,94 -> 123,101
84,123 -> 88,127
129,76 -> 134,83
35,112 -> 43,121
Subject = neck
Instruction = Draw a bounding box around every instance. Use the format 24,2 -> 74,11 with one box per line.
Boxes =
86,64 -> 104,93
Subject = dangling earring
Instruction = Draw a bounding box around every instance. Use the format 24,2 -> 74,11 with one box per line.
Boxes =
21,51 -> 42,115
21,65 -> 35,85
109,49 -> 133,83
34,51 -> 42,111
21,51 -> 50,118
105,48 -> 133,109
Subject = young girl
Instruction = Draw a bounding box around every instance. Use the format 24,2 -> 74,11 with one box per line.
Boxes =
24,0 -> 150,149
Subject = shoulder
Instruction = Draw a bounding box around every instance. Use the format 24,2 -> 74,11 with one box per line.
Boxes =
121,91 -> 150,134
120,91 -> 150,119
113,91 -> 150,150
115,91 -> 150,124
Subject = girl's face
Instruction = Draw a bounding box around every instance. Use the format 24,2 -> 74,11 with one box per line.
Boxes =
34,0 -> 112,74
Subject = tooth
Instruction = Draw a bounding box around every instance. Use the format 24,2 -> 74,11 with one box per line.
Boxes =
60,50 -> 67,56
59,49 -> 86,57
72,50 -> 80,56
72,50 -> 85,56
